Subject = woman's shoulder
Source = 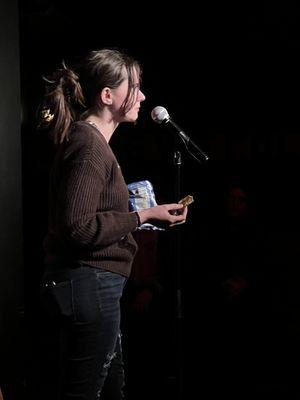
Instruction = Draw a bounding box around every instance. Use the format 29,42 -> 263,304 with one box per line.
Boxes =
71,121 -> 105,144
67,121 -> 108,151
64,121 -> 111,164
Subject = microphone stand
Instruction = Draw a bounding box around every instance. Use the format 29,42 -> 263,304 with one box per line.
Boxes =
169,131 -> 208,399
173,149 -> 184,400
151,109 -> 209,398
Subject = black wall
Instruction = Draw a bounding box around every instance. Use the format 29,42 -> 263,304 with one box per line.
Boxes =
0,0 -> 24,388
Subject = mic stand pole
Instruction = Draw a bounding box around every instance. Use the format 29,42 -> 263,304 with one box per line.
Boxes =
165,124 -> 208,398
173,149 -> 183,399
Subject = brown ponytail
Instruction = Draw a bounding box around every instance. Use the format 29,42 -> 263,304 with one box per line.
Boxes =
38,62 -> 85,144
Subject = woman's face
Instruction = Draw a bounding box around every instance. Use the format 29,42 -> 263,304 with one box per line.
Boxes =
111,67 -> 146,123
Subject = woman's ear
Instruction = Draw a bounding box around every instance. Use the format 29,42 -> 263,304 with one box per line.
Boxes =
100,87 -> 113,105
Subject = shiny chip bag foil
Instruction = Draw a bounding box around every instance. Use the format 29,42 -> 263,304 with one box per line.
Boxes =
128,180 -> 165,230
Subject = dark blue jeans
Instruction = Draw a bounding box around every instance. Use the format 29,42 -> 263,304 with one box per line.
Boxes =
38,265 -> 126,400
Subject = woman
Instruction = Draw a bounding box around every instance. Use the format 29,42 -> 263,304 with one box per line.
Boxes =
38,48 -> 187,399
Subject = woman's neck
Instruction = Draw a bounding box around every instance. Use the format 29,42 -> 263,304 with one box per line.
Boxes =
85,113 -> 118,143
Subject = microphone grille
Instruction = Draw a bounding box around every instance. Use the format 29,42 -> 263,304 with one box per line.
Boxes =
151,106 -> 170,124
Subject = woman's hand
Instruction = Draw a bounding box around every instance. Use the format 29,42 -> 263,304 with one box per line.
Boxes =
138,204 -> 188,227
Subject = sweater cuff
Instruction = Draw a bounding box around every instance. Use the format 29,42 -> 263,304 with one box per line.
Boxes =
134,211 -> 141,228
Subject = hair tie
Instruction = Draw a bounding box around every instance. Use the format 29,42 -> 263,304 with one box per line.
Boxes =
41,108 -> 54,123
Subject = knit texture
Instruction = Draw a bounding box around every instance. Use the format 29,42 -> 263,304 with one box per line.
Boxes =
43,121 -> 138,276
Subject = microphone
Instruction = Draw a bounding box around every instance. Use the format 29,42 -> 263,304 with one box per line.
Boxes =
151,106 -> 209,162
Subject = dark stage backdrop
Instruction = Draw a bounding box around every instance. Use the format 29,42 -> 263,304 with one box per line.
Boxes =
0,0 -> 24,388
18,2 -> 300,397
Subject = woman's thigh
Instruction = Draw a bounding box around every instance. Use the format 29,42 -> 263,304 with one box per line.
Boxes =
39,266 -> 125,399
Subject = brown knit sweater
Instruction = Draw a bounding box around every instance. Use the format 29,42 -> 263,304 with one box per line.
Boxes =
43,121 -> 139,277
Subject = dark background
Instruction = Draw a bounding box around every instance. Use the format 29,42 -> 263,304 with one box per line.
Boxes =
0,1 -> 23,399
1,0 -> 300,398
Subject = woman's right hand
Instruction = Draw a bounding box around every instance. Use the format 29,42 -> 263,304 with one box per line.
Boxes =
138,204 -> 187,227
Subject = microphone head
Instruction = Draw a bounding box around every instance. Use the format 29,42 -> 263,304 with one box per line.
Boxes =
151,106 -> 170,124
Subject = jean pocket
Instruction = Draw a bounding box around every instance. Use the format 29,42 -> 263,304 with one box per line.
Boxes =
40,279 -> 74,321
